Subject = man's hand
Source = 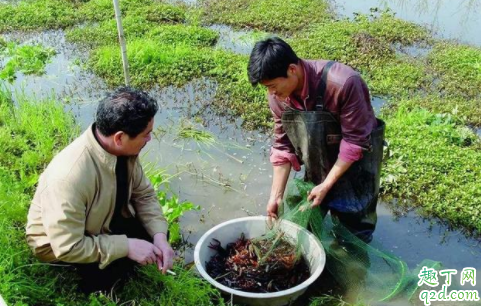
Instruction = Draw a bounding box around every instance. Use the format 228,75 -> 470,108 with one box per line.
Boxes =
267,197 -> 281,219
307,158 -> 353,208
153,232 -> 175,274
127,238 -> 161,266
307,182 -> 331,208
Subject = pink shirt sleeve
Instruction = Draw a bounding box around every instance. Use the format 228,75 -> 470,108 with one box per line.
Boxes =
270,147 -> 301,171
338,139 -> 363,163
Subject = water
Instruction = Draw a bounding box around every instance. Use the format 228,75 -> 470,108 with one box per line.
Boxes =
371,96 -> 387,114
1,3 -> 480,303
209,24 -> 259,55
335,0 -> 481,46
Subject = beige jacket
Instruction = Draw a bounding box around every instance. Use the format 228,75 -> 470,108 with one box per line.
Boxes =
26,125 -> 168,269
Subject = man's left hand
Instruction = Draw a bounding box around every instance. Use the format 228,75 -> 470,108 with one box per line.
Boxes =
153,232 -> 175,274
307,182 -> 331,208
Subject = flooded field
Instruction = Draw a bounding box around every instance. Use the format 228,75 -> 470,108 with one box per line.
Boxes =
1,0 -> 480,305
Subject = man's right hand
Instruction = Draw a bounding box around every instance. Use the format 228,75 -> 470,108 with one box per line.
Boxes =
127,238 -> 162,266
267,163 -> 291,219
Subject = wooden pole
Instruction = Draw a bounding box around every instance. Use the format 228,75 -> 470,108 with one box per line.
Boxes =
0,293 -> 7,306
112,0 -> 130,86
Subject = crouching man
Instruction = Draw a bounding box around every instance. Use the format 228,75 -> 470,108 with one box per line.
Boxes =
26,87 -> 174,293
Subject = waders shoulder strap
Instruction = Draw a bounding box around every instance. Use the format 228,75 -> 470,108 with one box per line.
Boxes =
315,61 -> 335,111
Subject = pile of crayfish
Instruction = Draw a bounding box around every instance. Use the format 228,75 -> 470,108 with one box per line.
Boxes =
205,232 -> 310,293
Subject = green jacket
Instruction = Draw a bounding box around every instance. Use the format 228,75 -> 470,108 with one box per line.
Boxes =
26,125 -> 168,269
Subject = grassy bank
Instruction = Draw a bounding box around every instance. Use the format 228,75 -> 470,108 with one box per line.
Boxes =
0,88 -> 225,305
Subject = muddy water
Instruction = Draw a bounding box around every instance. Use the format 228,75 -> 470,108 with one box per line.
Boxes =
2,23 -> 480,306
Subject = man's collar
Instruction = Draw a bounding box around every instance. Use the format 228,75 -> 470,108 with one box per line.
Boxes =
299,59 -> 310,101
286,59 -> 310,108
86,124 -> 118,168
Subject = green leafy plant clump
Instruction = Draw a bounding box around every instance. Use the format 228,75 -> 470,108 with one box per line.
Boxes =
0,42 -> 56,81
381,105 -> 481,234
147,168 -> 200,245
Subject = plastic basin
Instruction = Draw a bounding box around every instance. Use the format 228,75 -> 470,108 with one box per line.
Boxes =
194,216 -> 326,306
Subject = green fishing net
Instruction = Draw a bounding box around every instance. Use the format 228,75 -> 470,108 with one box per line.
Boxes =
276,178 -> 441,304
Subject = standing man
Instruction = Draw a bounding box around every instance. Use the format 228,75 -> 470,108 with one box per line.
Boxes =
26,87 -> 174,293
247,37 -> 384,243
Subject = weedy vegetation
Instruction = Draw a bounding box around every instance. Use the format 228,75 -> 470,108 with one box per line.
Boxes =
0,40 -> 56,81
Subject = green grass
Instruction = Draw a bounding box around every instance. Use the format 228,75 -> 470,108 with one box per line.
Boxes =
67,20 -> 218,48
200,0 -> 332,33
395,95 -> 481,127
89,39 -> 215,87
381,105 -> 481,234
0,0 -> 79,32
0,0 -> 187,33
427,42 -> 481,100
77,0 -> 187,23
0,88 -> 82,305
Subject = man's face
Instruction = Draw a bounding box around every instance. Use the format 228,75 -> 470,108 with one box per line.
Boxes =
120,118 -> 154,156
260,66 -> 298,101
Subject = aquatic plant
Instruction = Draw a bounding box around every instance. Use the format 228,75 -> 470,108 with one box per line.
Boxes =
0,42 -> 56,81
381,105 -> 481,234
199,0 -> 332,33
145,167 -> 200,245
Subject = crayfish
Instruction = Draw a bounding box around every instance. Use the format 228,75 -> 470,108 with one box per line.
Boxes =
205,232 -> 310,293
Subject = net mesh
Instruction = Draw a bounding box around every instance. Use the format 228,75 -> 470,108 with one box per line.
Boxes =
275,178 -> 441,303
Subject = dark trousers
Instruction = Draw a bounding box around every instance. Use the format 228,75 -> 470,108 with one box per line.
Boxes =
325,196 -> 379,244
72,217 -> 151,294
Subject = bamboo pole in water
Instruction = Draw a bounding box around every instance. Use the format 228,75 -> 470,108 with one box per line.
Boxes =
112,0 -> 130,86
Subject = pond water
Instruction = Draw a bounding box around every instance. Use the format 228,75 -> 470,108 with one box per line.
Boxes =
336,0 -> 481,47
2,1 -> 480,304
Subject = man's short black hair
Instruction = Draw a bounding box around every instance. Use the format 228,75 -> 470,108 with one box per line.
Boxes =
247,37 -> 299,86
96,87 -> 158,138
